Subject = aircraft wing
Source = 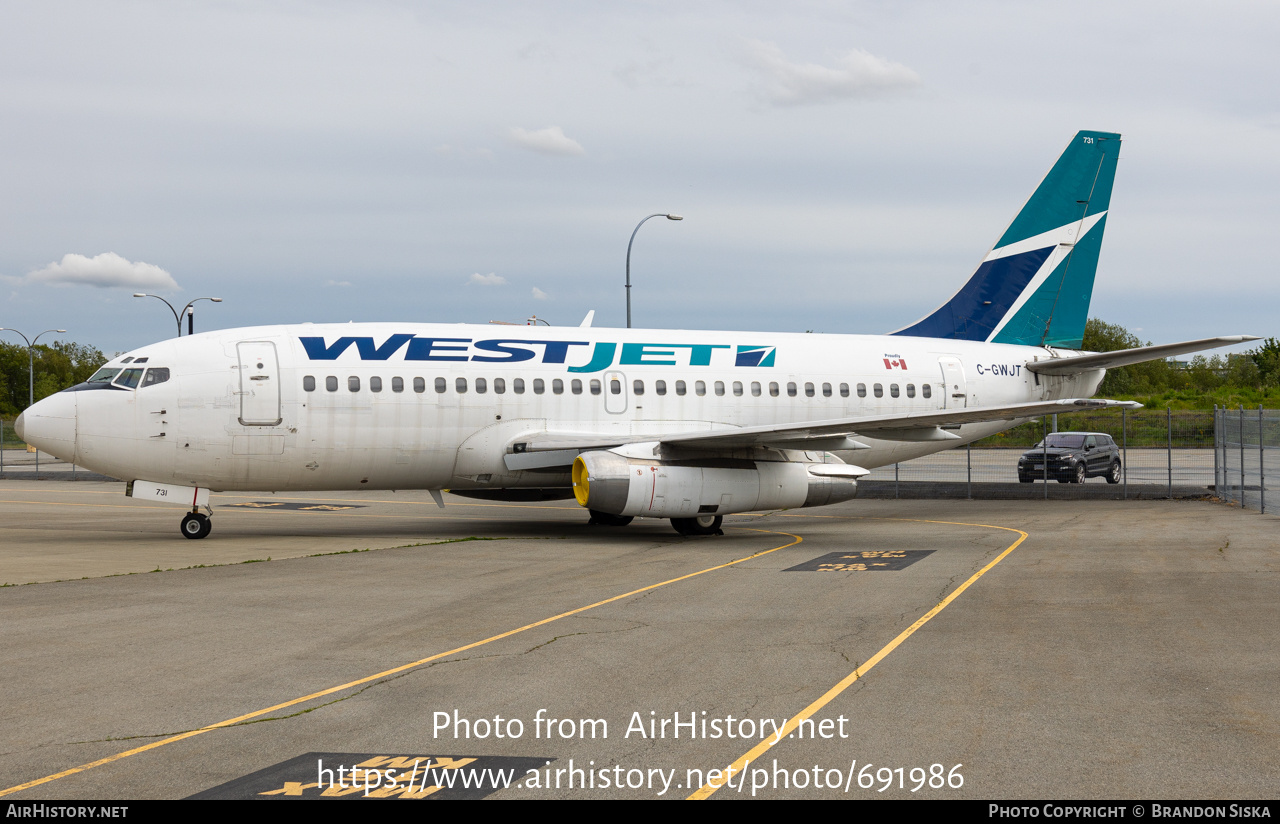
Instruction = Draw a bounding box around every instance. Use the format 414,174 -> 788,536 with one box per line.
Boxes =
505,398 -> 1140,469
1025,336 -> 1259,375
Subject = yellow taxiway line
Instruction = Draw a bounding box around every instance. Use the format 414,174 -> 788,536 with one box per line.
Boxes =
1,527 -> 801,798
689,516 -> 1028,800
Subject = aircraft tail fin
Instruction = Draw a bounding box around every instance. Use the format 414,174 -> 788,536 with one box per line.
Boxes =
891,130 -> 1121,349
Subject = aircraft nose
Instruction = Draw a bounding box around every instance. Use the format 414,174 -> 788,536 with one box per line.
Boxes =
18,392 -> 77,462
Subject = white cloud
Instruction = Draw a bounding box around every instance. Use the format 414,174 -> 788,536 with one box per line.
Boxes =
745,40 -> 920,106
27,253 -> 179,290
507,126 -> 586,157
469,272 -> 507,286
531,286 -> 548,300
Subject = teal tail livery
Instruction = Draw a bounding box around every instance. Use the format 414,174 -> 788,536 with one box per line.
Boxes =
891,130 -> 1121,349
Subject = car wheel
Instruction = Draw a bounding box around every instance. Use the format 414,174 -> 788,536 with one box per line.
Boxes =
1106,460 -> 1121,484
1074,463 -> 1086,484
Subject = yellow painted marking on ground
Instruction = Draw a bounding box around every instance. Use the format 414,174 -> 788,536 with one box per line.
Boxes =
689,518 -> 1027,800
0,527 -> 801,798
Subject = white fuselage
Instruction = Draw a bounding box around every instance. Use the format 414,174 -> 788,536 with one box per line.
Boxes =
25,323 -> 1104,493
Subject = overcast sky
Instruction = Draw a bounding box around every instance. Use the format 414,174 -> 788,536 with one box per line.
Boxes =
2,1 -> 1276,355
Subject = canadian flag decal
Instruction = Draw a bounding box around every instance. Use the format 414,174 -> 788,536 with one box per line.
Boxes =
883,358 -> 908,370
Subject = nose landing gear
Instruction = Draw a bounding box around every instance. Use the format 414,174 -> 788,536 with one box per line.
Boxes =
181,510 -> 212,540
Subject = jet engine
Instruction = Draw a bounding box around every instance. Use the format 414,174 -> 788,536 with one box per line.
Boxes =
571,450 -> 865,519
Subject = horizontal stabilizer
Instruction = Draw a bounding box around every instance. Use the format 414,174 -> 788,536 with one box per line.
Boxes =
1026,336 -> 1260,375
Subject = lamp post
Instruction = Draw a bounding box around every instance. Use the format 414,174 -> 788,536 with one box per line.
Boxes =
625,213 -> 682,328
0,328 -> 66,408
133,294 -> 223,336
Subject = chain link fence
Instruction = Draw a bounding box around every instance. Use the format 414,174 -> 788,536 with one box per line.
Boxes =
861,409 -> 1218,499
3,411 -> 1271,509
1214,407 -> 1275,514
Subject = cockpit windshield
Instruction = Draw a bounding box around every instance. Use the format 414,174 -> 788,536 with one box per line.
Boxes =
113,368 -> 145,389
87,368 -> 121,384
141,368 -> 170,388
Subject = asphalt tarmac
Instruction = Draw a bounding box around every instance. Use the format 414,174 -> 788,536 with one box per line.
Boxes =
1,480 -> 1276,800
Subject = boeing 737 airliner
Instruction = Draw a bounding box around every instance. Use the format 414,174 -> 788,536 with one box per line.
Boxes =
16,131 -> 1256,538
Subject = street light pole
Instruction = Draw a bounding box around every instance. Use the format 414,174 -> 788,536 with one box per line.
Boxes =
626,213 -> 682,329
0,328 -> 67,408
133,294 -> 223,336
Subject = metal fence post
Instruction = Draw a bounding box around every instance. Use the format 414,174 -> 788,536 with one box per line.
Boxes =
1260,406 -> 1266,515
1043,415 -> 1048,499
1213,405 -> 1219,493
966,441 -> 972,500
894,462 -> 899,499
1167,407 -> 1173,499
1122,407 -> 1128,500
1240,405 -> 1246,511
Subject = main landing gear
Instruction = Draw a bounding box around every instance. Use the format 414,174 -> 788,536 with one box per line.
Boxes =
671,515 -> 723,536
181,510 -> 212,540
586,511 -> 724,536
588,510 -> 634,527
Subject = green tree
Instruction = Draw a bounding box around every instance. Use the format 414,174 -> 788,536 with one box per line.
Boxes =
1082,318 -> 1177,396
1250,337 -> 1280,387
0,339 -> 106,417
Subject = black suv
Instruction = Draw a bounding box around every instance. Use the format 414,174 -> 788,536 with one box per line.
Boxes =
1018,432 -> 1122,484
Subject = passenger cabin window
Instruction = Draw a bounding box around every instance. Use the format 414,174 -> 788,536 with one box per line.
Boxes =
906,383 -> 915,398
804,382 -> 815,398
430,377 -> 442,393
392,377 -> 404,393
714,381 -> 725,396
494,377 -> 506,394
590,379 -> 601,395
113,369 -> 144,389
751,381 -> 761,397
695,381 -> 706,397
675,380 -> 686,396
370,376 -> 382,393
922,384 -> 932,399
632,380 -> 644,396
326,376 -> 338,392
839,383 -> 849,398
456,377 -> 467,393
769,382 -> 779,397
655,380 -> 667,396
610,379 -> 621,395
475,377 -> 487,394
514,378 -> 526,394
733,381 -> 743,397
857,383 -> 867,398
571,379 -> 582,395
822,382 -> 832,398
890,384 -> 899,398
873,383 -> 883,398
787,382 -> 797,397
303,375 -> 316,392
553,379 -> 564,395
533,379 -> 545,394
141,368 -> 170,388
348,376 -> 360,392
